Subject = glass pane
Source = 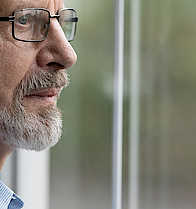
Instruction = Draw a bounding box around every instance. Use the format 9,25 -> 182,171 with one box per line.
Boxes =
124,0 -> 196,209
50,0 -> 115,208
59,9 -> 76,41
14,9 -> 49,41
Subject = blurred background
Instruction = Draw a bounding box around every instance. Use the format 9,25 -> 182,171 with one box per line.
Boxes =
50,0 -> 114,208
50,0 -> 196,209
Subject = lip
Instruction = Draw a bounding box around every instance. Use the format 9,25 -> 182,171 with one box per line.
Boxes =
24,88 -> 61,105
28,88 -> 60,97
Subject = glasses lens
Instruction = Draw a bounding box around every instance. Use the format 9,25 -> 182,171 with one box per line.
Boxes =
13,9 -> 50,41
58,9 -> 77,41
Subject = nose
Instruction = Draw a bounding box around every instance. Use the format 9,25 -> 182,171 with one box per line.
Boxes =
36,19 -> 77,69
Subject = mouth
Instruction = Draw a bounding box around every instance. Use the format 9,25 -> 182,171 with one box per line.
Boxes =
24,88 -> 61,105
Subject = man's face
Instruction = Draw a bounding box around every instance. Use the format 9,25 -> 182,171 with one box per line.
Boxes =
0,0 -> 77,151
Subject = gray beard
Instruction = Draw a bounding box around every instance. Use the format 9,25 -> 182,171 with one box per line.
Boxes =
0,69 -> 69,151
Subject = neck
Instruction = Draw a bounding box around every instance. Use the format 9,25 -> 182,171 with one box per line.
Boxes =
0,143 -> 13,171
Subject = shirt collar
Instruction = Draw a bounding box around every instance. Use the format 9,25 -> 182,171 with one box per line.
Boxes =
0,180 -> 24,209
8,193 -> 24,209
0,180 -> 13,209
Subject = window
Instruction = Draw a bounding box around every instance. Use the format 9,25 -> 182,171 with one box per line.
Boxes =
2,0 -> 196,209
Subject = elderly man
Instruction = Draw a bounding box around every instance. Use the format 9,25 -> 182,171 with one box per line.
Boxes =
0,0 -> 78,208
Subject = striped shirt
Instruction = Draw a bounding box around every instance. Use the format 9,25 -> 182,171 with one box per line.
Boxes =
0,181 -> 24,209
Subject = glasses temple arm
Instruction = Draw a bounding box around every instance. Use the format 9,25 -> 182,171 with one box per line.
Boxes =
64,17 -> 78,22
0,16 -> 15,21
72,17 -> 78,22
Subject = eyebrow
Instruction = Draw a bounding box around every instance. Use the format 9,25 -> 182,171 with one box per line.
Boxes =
10,1 -> 53,13
11,2 -> 39,10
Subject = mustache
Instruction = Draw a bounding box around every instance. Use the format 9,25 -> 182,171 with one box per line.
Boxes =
13,69 -> 69,101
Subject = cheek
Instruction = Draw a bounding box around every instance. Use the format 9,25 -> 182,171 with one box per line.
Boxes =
0,40 -> 36,103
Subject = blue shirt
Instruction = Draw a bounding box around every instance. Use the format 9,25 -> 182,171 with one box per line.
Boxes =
0,181 -> 24,209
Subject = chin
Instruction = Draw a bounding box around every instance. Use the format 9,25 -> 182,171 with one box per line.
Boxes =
0,103 -> 63,152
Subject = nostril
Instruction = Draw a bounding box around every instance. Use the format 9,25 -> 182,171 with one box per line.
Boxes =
46,62 -> 65,69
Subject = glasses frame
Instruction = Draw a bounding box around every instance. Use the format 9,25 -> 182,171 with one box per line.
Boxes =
0,8 -> 78,42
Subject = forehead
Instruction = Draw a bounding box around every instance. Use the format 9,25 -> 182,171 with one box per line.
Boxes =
0,0 -> 64,14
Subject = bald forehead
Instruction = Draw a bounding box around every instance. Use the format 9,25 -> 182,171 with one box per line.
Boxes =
0,0 -> 64,15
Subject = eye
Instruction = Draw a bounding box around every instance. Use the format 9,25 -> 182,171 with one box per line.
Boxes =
17,14 -> 30,25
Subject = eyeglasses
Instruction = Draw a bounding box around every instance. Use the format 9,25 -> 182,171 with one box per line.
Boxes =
0,8 -> 78,42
